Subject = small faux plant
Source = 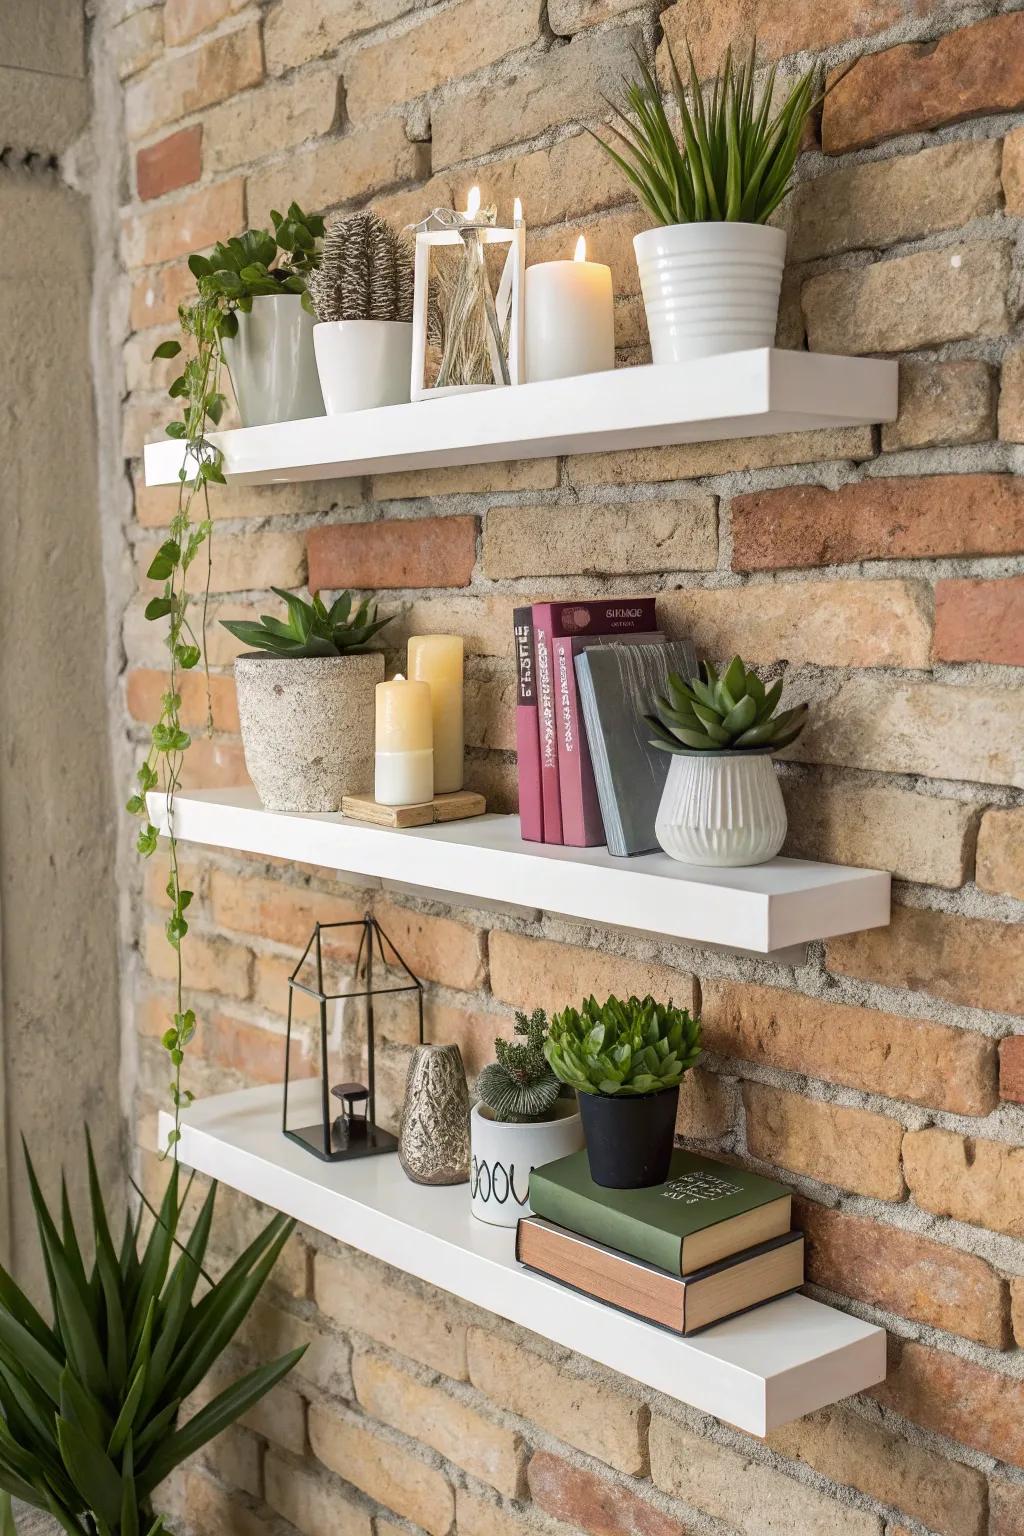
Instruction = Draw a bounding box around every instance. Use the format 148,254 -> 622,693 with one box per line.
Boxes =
307,210 -> 415,324
0,1139 -> 303,1535
595,42 -> 817,226
221,588 -> 392,659
476,1009 -> 562,1123
545,994 -> 701,1097
646,655 -> 807,754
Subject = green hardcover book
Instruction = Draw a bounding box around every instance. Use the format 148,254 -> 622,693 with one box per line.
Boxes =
528,1149 -> 792,1275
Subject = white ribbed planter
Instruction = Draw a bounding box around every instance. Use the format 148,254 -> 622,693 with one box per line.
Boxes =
633,223 -> 787,363
655,750 -> 787,867
314,320 -> 413,414
222,294 -> 324,427
470,1100 -> 583,1227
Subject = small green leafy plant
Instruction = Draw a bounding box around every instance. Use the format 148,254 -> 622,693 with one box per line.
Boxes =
127,205 -> 324,1156
221,589 -> 392,659
595,42 -> 817,226
545,995 -> 701,1097
0,1138 -> 303,1535
646,654 -> 808,754
476,1010 -> 562,1123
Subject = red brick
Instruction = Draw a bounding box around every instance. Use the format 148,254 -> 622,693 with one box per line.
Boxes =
122,176 -> 245,269
701,980 -> 996,1115
125,22 -> 263,139
977,809 -> 1024,900
743,1083 -> 904,1199
126,668 -> 239,734
826,905 -> 1024,1018
130,259 -> 195,331
871,1339 -> 1024,1469
823,13 -> 1024,155
527,1451 -> 684,1536
1001,1037 -> 1024,1104
661,0 -> 912,82
136,126 -> 203,202
795,1199 -> 1009,1347
934,576 -> 1024,665
731,475 -> 1024,571
209,869 -> 364,948
990,1477 -> 1024,1536
179,734 -> 250,790
374,899 -> 487,991
165,0 -> 237,47
307,516 -> 477,591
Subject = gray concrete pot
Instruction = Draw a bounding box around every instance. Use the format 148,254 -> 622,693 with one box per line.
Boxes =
235,652 -> 384,812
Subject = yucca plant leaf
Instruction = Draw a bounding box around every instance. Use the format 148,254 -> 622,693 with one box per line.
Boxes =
137,1347 -> 306,1495
119,1436 -> 138,1536
59,1366 -> 110,1448
132,1400 -> 179,1465
0,1264 -> 58,1357
87,1136 -> 128,1396
0,1304 -> 63,1407
0,1491 -> 17,1536
140,1181 -> 216,1419
106,1360 -> 147,1463
55,1418 -> 122,1530
0,1454 -> 47,1511
128,1163 -> 180,1356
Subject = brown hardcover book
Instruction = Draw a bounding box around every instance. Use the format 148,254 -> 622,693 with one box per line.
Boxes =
516,1218 -> 804,1335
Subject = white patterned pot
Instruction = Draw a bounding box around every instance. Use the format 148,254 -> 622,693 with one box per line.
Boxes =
221,294 -> 324,427
654,749 -> 787,867
633,222 -> 787,363
470,1100 -> 584,1227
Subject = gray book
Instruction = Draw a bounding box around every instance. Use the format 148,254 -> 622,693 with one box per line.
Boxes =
576,640 -> 698,858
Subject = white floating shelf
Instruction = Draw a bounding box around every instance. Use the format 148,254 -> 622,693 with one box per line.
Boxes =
143,349 -> 897,486
147,788 -> 890,956
160,1081 -> 885,1436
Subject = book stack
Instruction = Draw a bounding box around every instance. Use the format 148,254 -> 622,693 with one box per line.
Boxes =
518,1148 -> 803,1336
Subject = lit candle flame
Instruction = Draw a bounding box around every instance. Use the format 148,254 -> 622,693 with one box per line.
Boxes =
574,234 -> 587,263
465,185 -> 481,218
513,196 -> 523,226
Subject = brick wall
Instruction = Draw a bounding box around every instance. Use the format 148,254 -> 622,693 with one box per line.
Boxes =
108,0 -> 1024,1532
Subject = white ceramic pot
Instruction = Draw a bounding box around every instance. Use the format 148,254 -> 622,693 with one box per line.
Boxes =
221,294 -> 324,427
654,749 -> 787,867
633,222 -> 787,363
470,1099 -> 584,1227
313,320 -> 414,413
234,652 -> 383,812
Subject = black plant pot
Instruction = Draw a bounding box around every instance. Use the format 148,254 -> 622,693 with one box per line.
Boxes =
578,1085 -> 681,1189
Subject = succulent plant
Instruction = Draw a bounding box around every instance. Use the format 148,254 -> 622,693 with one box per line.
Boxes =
544,994 -> 701,1097
476,1009 -> 562,1124
645,655 -> 808,754
221,588 -> 392,658
307,210 -> 415,324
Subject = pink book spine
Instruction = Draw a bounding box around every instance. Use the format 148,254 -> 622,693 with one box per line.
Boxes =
555,638 -> 604,848
532,605 -> 564,844
513,606 -> 544,842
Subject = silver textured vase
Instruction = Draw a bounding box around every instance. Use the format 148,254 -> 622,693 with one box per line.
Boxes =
654,749 -> 787,867
398,1044 -> 471,1185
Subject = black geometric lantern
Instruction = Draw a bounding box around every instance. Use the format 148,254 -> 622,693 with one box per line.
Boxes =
283,913 -> 424,1162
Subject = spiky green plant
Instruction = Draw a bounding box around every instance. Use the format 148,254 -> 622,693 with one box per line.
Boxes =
0,1138 -> 304,1535
221,588 -> 392,659
544,995 -> 701,1097
476,1010 -> 562,1124
645,655 -> 807,754
594,41 -> 817,226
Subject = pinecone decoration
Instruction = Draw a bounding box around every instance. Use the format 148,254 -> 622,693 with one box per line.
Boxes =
308,210 -> 415,323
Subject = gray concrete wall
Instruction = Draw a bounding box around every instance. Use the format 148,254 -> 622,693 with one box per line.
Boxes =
0,1 -> 121,1291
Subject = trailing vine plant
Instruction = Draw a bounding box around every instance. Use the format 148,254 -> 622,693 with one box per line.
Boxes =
127,204 -> 324,1158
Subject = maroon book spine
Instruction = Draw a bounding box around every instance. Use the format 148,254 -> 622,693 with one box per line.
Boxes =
513,606 -> 544,842
534,598 -> 658,845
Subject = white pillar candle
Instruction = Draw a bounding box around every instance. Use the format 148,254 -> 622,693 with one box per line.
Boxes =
374,674 -> 434,806
525,235 -> 614,383
408,634 -> 464,794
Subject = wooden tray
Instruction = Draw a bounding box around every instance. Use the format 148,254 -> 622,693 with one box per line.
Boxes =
341,789 -> 486,829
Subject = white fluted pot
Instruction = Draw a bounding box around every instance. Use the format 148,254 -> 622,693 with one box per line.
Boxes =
633,223 -> 787,363
221,294 -> 324,426
654,749 -> 787,867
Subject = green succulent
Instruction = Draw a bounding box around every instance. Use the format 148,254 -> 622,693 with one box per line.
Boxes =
476,1009 -> 563,1124
645,655 -> 807,754
545,994 -> 701,1097
221,588 -> 392,659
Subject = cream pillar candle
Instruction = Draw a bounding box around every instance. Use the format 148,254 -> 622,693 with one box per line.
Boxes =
374,674 -> 433,806
525,235 -> 614,383
408,634 -> 464,794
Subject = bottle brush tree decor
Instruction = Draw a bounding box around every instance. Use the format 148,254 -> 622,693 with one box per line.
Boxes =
126,204 -> 323,1158
544,994 -> 702,1188
308,210 -> 417,413
645,655 -> 808,867
0,1136 -> 304,1535
470,1011 -> 583,1227
595,40 -> 819,361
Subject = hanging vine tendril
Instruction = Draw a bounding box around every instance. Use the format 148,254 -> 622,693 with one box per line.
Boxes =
126,206 -> 324,1158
